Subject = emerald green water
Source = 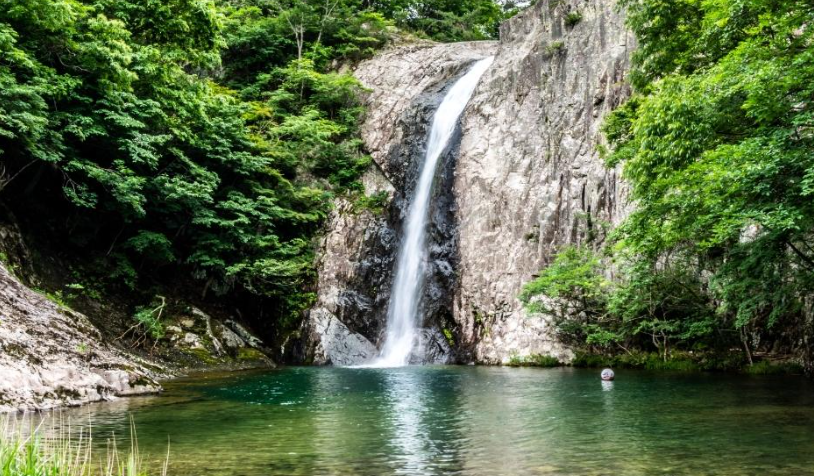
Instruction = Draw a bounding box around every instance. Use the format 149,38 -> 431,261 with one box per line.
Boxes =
27,367 -> 814,475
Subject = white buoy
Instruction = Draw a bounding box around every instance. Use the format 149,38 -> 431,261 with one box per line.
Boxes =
601,368 -> 615,381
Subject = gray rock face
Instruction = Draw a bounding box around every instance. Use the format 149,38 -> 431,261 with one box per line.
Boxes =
308,309 -> 378,366
453,0 -> 634,363
306,0 -> 633,364
412,328 -> 453,365
0,264 -> 161,412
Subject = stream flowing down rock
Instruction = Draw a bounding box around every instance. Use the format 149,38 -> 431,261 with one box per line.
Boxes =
304,0 -> 635,365
301,41 -> 498,365
0,264 -> 161,412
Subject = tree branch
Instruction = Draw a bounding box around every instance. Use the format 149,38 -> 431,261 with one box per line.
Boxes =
788,240 -> 814,270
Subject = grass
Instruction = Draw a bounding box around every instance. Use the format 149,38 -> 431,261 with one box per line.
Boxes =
544,41 -> 565,56
504,349 -> 806,375
570,350 -> 805,374
564,11 -> 582,27
33,288 -> 72,309
353,191 -> 389,214
506,354 -> 562,368
744,360 -> 805,375
571,350 -> 731,371
0,417 -> 168,476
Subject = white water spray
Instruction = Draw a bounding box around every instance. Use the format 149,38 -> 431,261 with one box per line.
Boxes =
372,57 -> 494,368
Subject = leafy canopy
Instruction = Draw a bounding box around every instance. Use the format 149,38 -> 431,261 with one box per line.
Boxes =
1,0 -> 517,338
523,0 -> 814,360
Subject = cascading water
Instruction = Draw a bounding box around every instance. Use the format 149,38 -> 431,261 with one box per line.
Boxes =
372,57 -> 494,368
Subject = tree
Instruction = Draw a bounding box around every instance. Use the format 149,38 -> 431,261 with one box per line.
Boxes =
604,0 -> 814,357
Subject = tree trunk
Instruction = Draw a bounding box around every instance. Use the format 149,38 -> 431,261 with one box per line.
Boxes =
740,326 -> 754,365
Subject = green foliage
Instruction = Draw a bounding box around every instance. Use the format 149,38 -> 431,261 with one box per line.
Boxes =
368,0 -> 511,42
354,190 -> 389,214
564,11 -> 582,27
0,0 -> 392,334
604,0 -> 814,356
442,328 -> 455,346
744,360 -> 804,376
0,418 -> 166,476
506,353 -> 561,368
0,0 -> 514,339
35,288 -> 71,309
571,350 -> 747,372
520,246 -> 722,359
221,0 -> 393,90
607,259 -> 718,361
520,246 -> 613,347
133,304 -> 165,340
544,41 -> 565,56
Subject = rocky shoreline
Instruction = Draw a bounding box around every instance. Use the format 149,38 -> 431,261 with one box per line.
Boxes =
0,262 -> 162,412
0,257 -> 273,412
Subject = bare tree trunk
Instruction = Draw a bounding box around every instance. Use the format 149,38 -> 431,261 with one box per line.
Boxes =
315,0 -> 339,47
651,332 -> 662,359
740,326 -> 754,365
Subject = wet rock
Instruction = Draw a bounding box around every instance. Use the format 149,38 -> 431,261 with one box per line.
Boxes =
412,328 -> 453,365
219,324 -> 246,349
308,309 -> 378,366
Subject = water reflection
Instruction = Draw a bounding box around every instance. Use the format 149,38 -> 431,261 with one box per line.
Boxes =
383,369 -> 431,474
7,367 -> 814,476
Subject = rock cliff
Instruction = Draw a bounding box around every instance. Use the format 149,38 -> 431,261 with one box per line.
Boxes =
304,0 -> 635,364
0,262 -> 162,412
302,42 -> 498,365
453,0 -> 634,363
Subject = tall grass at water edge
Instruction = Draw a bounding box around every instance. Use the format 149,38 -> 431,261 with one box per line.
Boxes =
0,416 -> 168,476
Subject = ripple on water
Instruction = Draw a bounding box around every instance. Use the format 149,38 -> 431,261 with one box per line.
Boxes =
10,366 -> 814,476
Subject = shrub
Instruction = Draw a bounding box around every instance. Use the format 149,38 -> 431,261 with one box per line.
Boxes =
506,353 -> 562,367
564,11 -> 582,27
353,191 -> 390,214
545,41 -> 566,56
745,360 -> 804,375
571,350 -> 749,372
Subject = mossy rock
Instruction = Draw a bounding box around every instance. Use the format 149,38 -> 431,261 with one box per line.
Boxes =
185,347 -> 220,365
236,347 -> 267,362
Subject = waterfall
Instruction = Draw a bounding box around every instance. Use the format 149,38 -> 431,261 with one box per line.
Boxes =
372,57 -> 494,368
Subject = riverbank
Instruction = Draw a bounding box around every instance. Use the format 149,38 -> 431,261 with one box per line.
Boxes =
0,255 -> 273,413
506,350 -> 806,375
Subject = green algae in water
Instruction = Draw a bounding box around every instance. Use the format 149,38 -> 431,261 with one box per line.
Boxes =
17,366 -> 814,476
